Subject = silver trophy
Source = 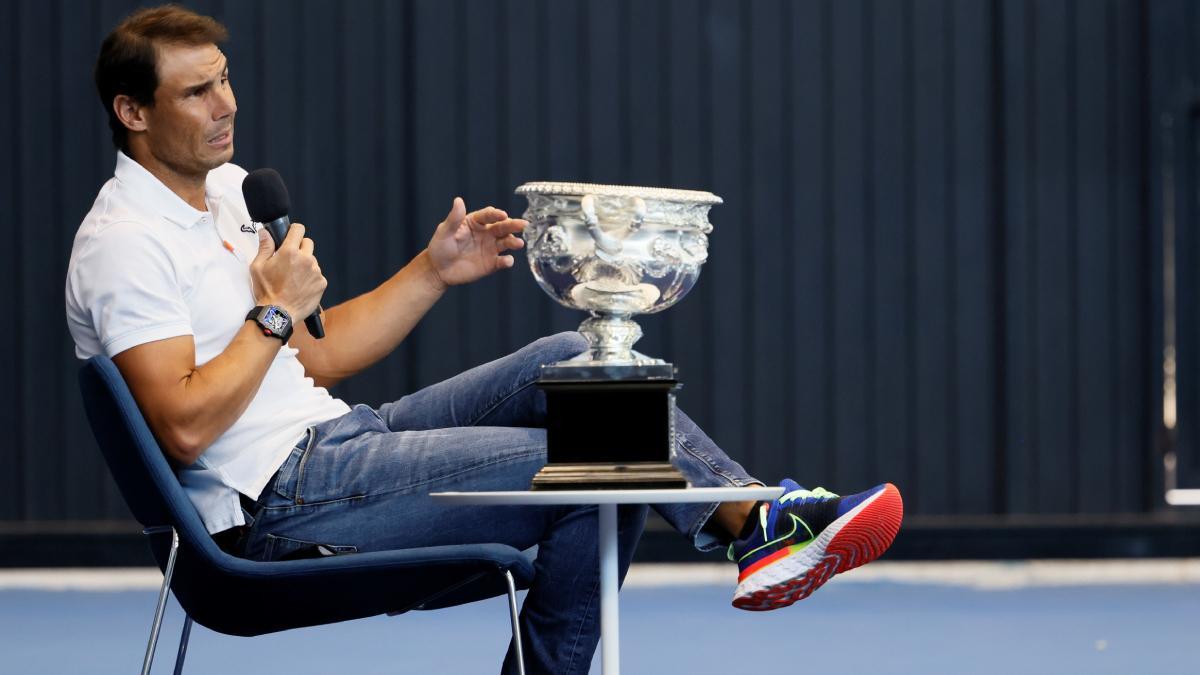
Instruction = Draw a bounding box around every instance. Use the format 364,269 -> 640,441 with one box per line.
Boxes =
516,182 -> 721,489
517,182 -> 721,365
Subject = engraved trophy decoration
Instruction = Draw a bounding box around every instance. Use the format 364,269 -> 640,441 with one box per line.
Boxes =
516,182 -> 721,489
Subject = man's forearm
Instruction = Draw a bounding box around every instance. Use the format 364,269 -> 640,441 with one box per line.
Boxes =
175,324 -> 282,454
293,249 -> 447,385
114,321 -> 283,465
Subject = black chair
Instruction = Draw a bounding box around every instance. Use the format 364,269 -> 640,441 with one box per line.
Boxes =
78,355 -> 534,674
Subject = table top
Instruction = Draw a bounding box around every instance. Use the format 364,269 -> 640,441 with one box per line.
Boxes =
430,486 -> 783,505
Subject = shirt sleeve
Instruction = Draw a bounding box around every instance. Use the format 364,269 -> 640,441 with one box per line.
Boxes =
71,221 -> 193,358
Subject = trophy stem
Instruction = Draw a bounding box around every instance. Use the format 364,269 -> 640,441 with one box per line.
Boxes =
578,314 -> 646,363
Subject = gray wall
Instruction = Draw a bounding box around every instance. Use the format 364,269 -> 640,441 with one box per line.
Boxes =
0,0 -> 1178,530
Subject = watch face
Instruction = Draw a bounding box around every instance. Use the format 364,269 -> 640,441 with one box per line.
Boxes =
263,307 -> 290,333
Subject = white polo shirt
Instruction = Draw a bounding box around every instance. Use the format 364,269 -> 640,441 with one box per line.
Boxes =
66,152 -> 351,533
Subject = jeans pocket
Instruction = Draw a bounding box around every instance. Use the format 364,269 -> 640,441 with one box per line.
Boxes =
262,533 -> 359,561
273,432 -> 314,502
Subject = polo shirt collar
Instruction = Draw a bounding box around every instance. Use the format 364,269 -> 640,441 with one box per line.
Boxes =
113,151 -> 227,229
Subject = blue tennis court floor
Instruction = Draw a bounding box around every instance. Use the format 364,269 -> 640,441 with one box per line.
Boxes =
2,561 -> 1197,674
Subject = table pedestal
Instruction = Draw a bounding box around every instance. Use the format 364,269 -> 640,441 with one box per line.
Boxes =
599,503 -> 619,673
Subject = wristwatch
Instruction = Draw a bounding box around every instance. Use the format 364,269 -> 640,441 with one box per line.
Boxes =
246,305 -> 294,343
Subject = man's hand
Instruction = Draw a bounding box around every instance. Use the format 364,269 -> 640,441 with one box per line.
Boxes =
426,197 -> 526,287
249,223 -> 327,317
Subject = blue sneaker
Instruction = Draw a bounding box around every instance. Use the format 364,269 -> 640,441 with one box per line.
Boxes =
730,480 -> 903,611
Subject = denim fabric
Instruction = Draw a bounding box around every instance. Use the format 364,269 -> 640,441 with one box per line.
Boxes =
240,332 -> 758,674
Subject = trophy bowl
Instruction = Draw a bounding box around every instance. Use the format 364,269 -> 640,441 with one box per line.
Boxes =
516,181 -> 721,366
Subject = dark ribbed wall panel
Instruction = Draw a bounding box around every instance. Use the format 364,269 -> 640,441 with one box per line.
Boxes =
1001,0 -> 1151,514
0,0 -> 1159,527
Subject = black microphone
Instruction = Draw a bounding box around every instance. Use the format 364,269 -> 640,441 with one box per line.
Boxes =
241,168 -> 325,339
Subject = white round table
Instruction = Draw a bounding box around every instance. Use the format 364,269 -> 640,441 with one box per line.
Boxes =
431,486 -> 783,675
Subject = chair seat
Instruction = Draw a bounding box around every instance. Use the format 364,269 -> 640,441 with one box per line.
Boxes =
157,536 -> 536,637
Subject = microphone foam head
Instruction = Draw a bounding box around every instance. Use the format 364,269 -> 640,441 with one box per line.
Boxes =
242,168 -> 291,223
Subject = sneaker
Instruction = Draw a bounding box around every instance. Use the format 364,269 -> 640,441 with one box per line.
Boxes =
729,480 -> 903,611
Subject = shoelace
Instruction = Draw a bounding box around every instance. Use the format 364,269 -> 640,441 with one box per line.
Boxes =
726,487 -> 841,561
778,486 -> 839,504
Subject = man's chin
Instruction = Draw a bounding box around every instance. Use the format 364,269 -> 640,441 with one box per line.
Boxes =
202,143 -> 234,169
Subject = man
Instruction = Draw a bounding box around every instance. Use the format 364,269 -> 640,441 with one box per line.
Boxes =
66,6 -> 902,672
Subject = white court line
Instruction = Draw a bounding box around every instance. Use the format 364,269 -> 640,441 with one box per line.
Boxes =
0,568 -> 165,591
624,559 -> 1200,590
3,560 -> 1200,592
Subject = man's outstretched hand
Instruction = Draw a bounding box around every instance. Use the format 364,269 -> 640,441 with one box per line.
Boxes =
426,197 -> 527,288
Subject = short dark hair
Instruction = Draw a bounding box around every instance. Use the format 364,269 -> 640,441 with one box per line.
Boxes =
94,5 -> 228,153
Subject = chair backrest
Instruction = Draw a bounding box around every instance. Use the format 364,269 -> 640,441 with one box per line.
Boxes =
77,356 -> 216,561
78,355 -> 536,639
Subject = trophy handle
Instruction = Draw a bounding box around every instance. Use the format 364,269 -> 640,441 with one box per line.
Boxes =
581,194 -> 646,257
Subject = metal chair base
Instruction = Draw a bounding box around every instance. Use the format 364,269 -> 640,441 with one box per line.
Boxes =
140,527 -> 179,675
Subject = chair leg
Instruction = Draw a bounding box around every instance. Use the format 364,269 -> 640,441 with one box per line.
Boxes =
141,528 -> 181,675
503,569 -> 525,675
172,615 -> 193,675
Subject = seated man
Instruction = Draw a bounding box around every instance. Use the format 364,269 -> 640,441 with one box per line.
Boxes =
66,6 -> 902,673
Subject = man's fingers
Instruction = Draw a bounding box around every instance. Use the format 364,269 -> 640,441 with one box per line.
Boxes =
467,206 -> 508,226
300,237 -> 315,255
485,218 -> 527,236
282,222 -> 306,249
498,234 -> 524,251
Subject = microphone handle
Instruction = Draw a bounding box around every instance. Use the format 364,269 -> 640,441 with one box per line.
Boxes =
305,311 -> 326,339
261,216 -> 326,339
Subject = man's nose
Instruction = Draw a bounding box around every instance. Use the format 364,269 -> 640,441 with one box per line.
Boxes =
214,86 -> 237,120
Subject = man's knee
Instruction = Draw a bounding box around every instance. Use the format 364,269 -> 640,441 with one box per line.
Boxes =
529,331 -> 588,362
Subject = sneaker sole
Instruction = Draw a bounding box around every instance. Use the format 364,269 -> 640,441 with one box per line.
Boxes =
731,483 -> 903,611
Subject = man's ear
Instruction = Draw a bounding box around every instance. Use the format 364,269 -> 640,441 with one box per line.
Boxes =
113,94 -> 150,133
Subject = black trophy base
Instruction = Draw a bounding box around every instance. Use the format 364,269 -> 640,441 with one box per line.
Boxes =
534,362 -> 690,491
530,461 -> 688,491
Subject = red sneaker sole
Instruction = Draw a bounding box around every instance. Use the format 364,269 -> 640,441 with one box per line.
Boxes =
732,483 -> 904,611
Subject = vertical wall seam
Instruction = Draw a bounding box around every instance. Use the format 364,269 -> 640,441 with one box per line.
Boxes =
902,0 -> 918,508
619,0 -> 632,179
14,0 -> 27,519
863,0 -> 878,482
578,0 -> 590,176
659,0 -> 673,352
734,0 -> 753,456
1136,0 -> 1154,511
781,0 -> 797,472
1105,0 -> 1119,513
454,0 -> 471,369
739,0 -> 755,457
337,0 -> 350,362
989,0 -> 1009,515
535,0 -> 551,336
700,0 -> 716,429
254,0 -> 267,167
1066,0 -> 1080,512
401,0 -> 418,394
374,0 -> 388,345
944,0 -> 960,511
821,0 -> 837,478
1026,0 -> 1040,510
497,0 -> 512,351
51,0 -> 65,518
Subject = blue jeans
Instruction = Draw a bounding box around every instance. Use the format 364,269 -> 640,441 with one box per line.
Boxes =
240,332 -> 758,674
